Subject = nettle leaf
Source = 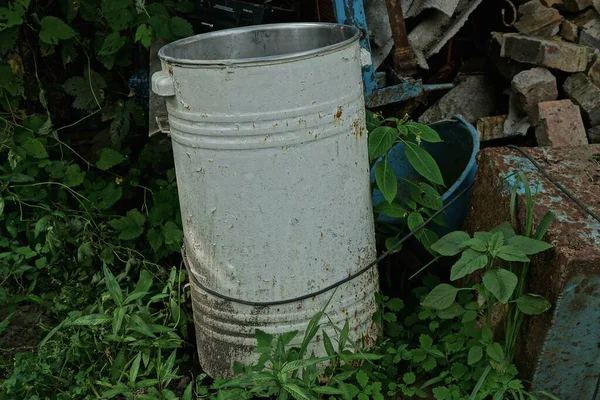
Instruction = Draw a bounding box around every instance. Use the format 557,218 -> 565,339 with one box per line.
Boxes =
135,24 -> 152,48
483,269 -> 518,304
404,121 -> 442,143
375,156 -> 397,204
374,202 -> 406,218
404,141 -> 444,185
109,209 -> 146,240
147,228 -> 163,252
63,68 -> 106,111
515,294 -> 551,315
39,16 -> 76,44
422,284 -> 459,310
99,32 -> 126,56
507,235 -> 553,255
487,232 -> 504,252
495,245 -> 529,262
21,138 -> 48,159
368,126 -> 397,161
97,148 -> 125,170
431,231 -> 470,256
450,249 -> 488,281
170,16 -> 193,38
162,221 -> 183,251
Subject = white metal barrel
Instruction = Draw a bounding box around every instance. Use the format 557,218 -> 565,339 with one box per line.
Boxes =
152,23 -> 380,377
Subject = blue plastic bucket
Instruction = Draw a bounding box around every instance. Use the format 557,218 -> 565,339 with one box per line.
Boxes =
372,115 -> 480,236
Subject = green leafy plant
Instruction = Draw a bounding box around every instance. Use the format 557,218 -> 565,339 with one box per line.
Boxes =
367,111 -> 446,254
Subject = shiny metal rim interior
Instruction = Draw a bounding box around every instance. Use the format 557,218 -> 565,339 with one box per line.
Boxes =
158,23 -> 361,66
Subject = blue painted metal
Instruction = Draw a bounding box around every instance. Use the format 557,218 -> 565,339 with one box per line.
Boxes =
532,274 -> 600,400
333,0 -> 452,107
371,115 -> 480,236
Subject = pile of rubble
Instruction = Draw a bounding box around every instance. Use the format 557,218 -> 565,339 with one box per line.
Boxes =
421,0 -> 600,146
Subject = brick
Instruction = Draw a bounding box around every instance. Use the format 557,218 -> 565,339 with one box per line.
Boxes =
588,57 -> 600,87
587,125 -> 600,142
565,0 -> 592,10
463,145 -> 600,400
563,72 -> 600,126
490,33 -> 530,81
541,0 -> 564,6
535,100 -> 588,146
511,67 -> 558,124
500,34 -> 591,72
560,19 -> 579,42
477,115 -> 509,141
570,8 -> 599,27
514,0 -> 563,37
579,16 -> 600,50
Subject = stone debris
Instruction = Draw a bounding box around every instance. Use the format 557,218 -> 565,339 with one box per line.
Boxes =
514,1 -> 563,37
563,72 -> 600,126
511,68 -> 558,124
565,0 -> 593,11
587,125 -> 600,142
535,100 -> 588,146
588,57 -> 600,86
560,19 -> 579,41
476,115 -> 509,141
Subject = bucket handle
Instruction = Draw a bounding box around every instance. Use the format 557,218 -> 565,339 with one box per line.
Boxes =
152,71 -> 175,97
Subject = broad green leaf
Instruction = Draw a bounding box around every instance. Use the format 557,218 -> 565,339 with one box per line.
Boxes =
64,164 -> 85,187
280,357 -> 330,373
432,386 -> 451,400
365,110 -> 379,131
368,126 -> 397,161
99,32 -> 126,56
431,231 -> 470,256
451,363 -> 467,379
422,284 -> 459,310
403,372 -> 416,384
507,235 -> 553,255
408,181 -> 443,210
125,270 -> 153,304
103,264 -> 123,306
404,121 -> 442,143
375,156 -> 397,204
515,294 -> 551,315
313,386 -> 344,395
34,215 -> 52,237
468,345 -> 483,365
102,0 -> 134,31
437,302 -> 465,319
67,313 -> 113,326
147,228 -> 163,252
129,352 -> 142,384
419,334 -> 433,349
385,236 -> 402,253
97,148 -> 125,170
109,209 -> 145,240
420,228 -> 439,255
463,238 -> 486,252
490,221 -> 516,240
77,242 -> 95,267
496,245 -> 530,262
486,342 -> 505,363
450,249 -> 488,281
21,138 -> 48,159
135,24 -> 152,48
322,330 -> 335,357
355,370 -> 368,388
407,212 -> 424,233
404,140 -> 444,185
483,269 -> 518,304
170,16 -> 193,37
488,232 -> 504,252
39,16 -> 75,44
255,329 -> 273,354
374,202 -> 407,218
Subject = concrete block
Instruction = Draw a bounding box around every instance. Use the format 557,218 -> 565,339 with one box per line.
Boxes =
463,145 -> 600,400
511,68 -> 558,124
514,0 -> 563,37
418,75 -> 498,125
535,100 -> 588,146
565,0 -> 593,11
587,125 -> 600,142
563,72 -> 600,126
501,34 -> 591,72
560,19 -> 579,42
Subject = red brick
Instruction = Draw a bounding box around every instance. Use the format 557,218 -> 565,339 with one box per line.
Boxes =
535,100 -> 588,146
514,0 -> 563,37
511,67 -> 558,124
501,34 -> 591,73
563,72 -> 600,126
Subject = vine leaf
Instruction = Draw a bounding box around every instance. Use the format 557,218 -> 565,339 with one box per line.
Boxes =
99,32 -> 126,56
63,68 -> 106,111
375,156 -> 397,204
135,24 -> 152,48
404,141 -> 444,185
39,16 -> 76,45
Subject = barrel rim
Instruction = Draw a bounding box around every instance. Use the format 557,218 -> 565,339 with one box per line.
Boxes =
157,22 -> 361,67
